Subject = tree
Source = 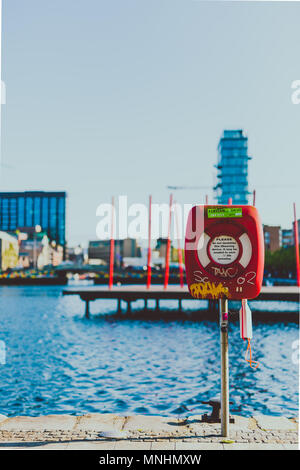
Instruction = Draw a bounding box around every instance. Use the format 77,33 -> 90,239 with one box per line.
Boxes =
264,245 -> 299,277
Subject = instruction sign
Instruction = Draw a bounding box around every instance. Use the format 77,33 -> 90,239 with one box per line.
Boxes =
209,236 -> 239,265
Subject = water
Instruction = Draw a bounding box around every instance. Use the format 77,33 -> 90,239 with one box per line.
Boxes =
0,286 -> 298,418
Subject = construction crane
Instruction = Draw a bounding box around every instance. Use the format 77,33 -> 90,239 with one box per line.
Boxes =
166,185 -> 212,204
166,185 -> 211,190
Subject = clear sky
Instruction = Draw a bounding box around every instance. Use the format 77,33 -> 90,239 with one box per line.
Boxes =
1,0 -> 300,246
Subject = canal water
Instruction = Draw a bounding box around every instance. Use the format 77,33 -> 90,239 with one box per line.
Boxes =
0,286 -> 298,418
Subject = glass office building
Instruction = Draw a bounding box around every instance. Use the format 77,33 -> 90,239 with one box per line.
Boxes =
214,130 -> 251,204
0,191 -> 66,247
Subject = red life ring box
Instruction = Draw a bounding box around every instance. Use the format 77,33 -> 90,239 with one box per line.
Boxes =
184,205 -> 264,300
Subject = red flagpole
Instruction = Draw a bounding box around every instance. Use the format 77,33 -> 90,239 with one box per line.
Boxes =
253,190 -> 256,207
108,196 -> 115,289
174,201 -> 184,288
293,203 -> 300,287
164,194 -> 173,289
146,195 -> 152,289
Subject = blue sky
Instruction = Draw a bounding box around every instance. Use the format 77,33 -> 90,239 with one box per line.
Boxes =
1,0 -> 300,246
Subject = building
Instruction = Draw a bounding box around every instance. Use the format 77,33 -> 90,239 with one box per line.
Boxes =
282,229 -> 294,248
88,238 -> 140,266
263,225 -> 281,252
88,240 -> 111,265
0,231 -> 19,271
123,238 -> 140,258
154,238 -> 178,266
281,220 -> 300,248
155,238 -> 168,258
17,232 -> 48,269
171,247 -> 184,264
66,245 -> 85,265
215,130 -> 251,204
292,219 -> 300,245
17,228 -> 64,268
0,192 -> 66,252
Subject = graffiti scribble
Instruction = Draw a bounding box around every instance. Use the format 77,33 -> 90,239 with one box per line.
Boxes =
190,281 -> 231,299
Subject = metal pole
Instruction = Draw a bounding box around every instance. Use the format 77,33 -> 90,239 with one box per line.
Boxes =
164,194 -> 173,289
293,203 -> 300,287
174,201 -> 184,288
146,195 -> 152,289
220,298 -> 229,437
108,196 -> 115,289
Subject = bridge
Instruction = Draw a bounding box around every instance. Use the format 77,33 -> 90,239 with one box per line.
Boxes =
62,285 -> 299,320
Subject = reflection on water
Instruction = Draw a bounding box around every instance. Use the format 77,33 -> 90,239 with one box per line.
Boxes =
0,286 -> 298,418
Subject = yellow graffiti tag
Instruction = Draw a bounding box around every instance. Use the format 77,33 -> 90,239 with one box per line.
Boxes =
190,282 -> 231,299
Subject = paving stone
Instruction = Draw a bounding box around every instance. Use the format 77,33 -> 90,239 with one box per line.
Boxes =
176,442 -> 224,450
66,440 -> 117,450
151,441 -> 176,450
189,415 -> 250,435
223,443 -> 285,450
253,415 -> 298,432
0,415 -> 77,432
122,415 -> 182,435
0,441 -> 69,450
75,413 -> 125,433
115,440 -> 151,450
0,413 -> 297,448
250,443 -> 288,450
0,415 -> 8,425
228,416 -> 251,432
31,443 -> 70,450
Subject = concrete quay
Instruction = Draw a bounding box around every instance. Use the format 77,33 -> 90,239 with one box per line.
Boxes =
0,413 -> 298,451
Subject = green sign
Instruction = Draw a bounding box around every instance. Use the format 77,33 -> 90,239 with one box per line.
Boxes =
207,207 -> 243,218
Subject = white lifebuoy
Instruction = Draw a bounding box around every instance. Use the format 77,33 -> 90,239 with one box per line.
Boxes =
238,233 -> 252,268
197,232 -> 211,267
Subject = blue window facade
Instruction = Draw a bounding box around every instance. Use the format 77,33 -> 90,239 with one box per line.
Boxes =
17,197 -> 25,227
25,197 -> 33,226
1,198 -> 9,230
214,130 -> 251,204
0,192 -> 66,255
42,197 -> 49,229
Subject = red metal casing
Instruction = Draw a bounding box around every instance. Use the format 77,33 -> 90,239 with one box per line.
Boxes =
184,205 -> 264,300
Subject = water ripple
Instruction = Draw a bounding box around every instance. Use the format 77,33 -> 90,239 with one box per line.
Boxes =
0,286 -> 298,417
